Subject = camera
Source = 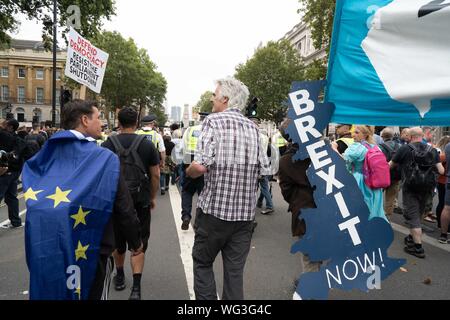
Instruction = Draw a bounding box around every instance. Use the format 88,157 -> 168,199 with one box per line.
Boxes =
0,150 -> 17,167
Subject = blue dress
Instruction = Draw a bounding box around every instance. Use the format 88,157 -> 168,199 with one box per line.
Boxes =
343,142 -> 387,222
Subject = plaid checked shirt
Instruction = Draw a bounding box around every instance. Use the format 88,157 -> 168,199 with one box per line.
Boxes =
195,108 -> 271,221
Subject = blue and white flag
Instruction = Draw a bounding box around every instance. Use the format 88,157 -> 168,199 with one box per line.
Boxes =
22,130 -> 120,300
327,0 -> 450,125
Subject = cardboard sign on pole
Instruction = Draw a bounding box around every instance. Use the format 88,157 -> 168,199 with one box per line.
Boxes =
64,27 -> 109,94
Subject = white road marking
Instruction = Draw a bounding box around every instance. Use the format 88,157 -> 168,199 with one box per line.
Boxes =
0,209 -> 27,228
168,185 -> 196,300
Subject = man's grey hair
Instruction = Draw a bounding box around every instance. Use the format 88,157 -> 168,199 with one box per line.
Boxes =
381,127 -> 394,140
215,77 -> 249,111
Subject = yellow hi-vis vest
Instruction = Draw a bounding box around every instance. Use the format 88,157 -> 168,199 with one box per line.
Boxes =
136,129 -> 159,149
184,125 -> 201,154
336,137 -> 354,148
273,133 -> 287,148
96,132 -> 108,146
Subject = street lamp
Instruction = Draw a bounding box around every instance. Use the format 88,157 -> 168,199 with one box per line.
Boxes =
51,0 -> 57,128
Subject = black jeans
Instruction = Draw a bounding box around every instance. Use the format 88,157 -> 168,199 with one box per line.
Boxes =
192,209 -> 253,300
181,177 -> 204,220
0,171 -> 21,226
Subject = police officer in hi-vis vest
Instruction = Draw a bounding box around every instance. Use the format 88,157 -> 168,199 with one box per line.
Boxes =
179,114 -> 208,230
332,124 -> 355,155
137,115 -> 167,194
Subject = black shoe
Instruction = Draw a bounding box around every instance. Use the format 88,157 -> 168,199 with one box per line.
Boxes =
161,190 -> 165,195
181,217 -> 191,230
113,274 -> 126,291
404,245 -> 425,259
438,234 -> 449,244
129,286 -> 141,300
404,235 -> 414,247
256,202 -> 262,209
165,186 -> 169,191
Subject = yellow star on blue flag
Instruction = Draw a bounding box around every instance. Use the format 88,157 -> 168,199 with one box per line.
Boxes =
75,241 -> 89,261
70,206 -> 91,229
46,187 -> 72,208
24,188 -> 43,202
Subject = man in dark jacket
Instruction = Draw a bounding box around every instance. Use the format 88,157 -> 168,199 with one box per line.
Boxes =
277,119 -> 320,287
379,127 -> 402,218
0,119 -> 28,228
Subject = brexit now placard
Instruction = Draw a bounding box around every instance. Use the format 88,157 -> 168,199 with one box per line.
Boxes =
326,0 -> 450,126
64,27 -> 109,94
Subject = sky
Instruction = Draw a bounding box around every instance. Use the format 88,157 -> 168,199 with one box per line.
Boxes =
13,0 -> 301,112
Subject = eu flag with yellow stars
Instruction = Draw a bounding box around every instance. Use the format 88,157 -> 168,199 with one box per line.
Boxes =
22,130 -> 120,300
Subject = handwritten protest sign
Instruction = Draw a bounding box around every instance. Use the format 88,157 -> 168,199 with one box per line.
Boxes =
64,27 -> 109,94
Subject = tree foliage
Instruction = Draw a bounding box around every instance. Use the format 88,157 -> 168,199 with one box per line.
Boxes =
194,91 -> 213,114
298,0 -> 336,80
0,0 -> 116,49
235,40 -> 305,124
298,0 -> 336,55
92,31 -> 167,125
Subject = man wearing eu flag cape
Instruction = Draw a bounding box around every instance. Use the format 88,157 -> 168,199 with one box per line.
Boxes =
22,100 -> 143,300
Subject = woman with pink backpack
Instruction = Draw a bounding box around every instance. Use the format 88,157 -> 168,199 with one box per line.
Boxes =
333,125 -> 388,222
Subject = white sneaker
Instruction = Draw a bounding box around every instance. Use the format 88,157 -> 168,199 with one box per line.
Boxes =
1,222 -> 24,229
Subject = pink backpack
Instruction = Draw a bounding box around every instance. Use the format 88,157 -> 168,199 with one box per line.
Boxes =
362,142 -> 391,189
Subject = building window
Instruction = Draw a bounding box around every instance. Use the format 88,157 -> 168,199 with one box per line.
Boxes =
1,67 -> 8,78
17,86 -> 26,103
36,88 -> 44,104
16,107 -> 25,122
36,69 -> 44,80
1,85 -> 9,102
56,70 -> 61,80
18,68 -> 26,79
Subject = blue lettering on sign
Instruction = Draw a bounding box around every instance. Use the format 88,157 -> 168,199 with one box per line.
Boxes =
285,81 -> 405,300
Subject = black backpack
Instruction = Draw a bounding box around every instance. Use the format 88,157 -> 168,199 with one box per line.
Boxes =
109,135 -> 150,206
403,144 -> 436,192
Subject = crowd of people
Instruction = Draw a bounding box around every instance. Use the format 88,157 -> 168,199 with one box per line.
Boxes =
1,76 -> 449,300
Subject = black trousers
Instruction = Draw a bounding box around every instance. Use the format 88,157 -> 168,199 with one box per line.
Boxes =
192,209 -> 253,300
181,177 -> 204,219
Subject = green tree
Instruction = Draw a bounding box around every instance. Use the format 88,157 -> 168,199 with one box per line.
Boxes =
0,0 -> 116,49
298,0 -> 336,55
194,91 -> 213,114
304,59 -> 328,80
92,31 -> 167,127
235,40 -> 305,124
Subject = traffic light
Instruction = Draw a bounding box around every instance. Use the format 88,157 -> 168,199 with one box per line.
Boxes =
246,97 -> 258,118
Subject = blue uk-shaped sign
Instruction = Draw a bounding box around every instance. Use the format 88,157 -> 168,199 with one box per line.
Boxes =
285,81 -> 406,300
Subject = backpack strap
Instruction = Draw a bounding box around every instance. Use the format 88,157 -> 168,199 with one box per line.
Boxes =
128,135 -> 148,176
109,135 -> 124,154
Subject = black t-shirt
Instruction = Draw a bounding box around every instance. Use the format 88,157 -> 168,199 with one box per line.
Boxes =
102,134 -> 160,175
392,142 -> 439,174
26,133 -> 46,148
